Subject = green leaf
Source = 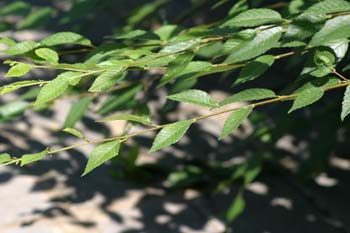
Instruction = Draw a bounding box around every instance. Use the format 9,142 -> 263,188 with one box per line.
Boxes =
220,106 -> 253,139
159,51 -> 195,86
234,55 -> 275,85
310,15 -> 350,47
288,87 -> 324,113
0,153 -> 11,164
341,85 -> 350,121
0,80 -> 43,95
97,114 -> 154,126
20,148 -> 48,166
63,128 -> 85,139
223,8 -> 283,28
0,101 -> 28,117
35,48 -> 59,64
18,7 -> 53,29
113,29 -> 160,40
0,1 -> 30,16
305,0 -> 350,15
226,193 -> 245,223
5,63 -> 32,78
82,140 -> 121,176
167,89 -> 218,108
88,67 -> 124,92
220,88 -> 276,106
161,39 -> 199,53
225,27 -> 282,63
64,96 -> 93,128
313,50 -> 335,67
5,41 -> 38,55
41,32 -> 92,47
34,74 -> 70,106
54,71 -> 85,86
150,120 -> 192,152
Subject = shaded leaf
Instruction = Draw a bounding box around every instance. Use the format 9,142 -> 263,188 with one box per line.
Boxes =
150,120 -> 192,152
226,193 -> 245,223
20,148 -> 48,166
220,106 -> 253,139
18,7 -> 52,29
167,89 -> 218,108
159,51 -> 195,86
113,29 -> 160,40
161,39 -> 199,53
234,55 -> 275,85
64,96 -> 93,128
306,0 -> 350,15
82,140 -> 121,176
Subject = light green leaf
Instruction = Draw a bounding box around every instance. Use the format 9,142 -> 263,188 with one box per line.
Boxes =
235,55 -> 275,85
64,96 -> 93,128
225,27 -> 282,63
54,71 -> 85,86
159,51 -> 195,86
82,140 -> 121,176
63,128 -> 85,139
220,106 -> 253,139
20,148 -> 48,166
150,120 -> 192,152
0,80 -> 43,95
88,67 -> 124,92
5,41 -> 38,55
18,7 -> 53,29
5,63 -> 32,78
167,89 -> 218,108
341,85 -> 350,121
34,74 -> 70,106
0,153 -> 11,164
223,8 -> 283,28
41,32 -> 92,47
161,39 -> 199,53
306,0 -> 350,15
220,88 -> 276,106
35,48 -> 59,64
226,193 -> 245,223
97,114 -> 154,125
0,101 -> 28,117
310,15 -> 350,46
288,87 -> 324,113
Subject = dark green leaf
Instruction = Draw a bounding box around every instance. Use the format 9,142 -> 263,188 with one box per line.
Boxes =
18,7 -> 53,29
64,96 -> 93,128
234,55 -> 275,85
226,193 -> 245,223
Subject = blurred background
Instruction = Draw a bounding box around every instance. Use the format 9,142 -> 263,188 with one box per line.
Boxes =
0,0 -> 350,232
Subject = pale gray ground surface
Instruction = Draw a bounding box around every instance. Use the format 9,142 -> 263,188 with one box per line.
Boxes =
0,32 -> 350,233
